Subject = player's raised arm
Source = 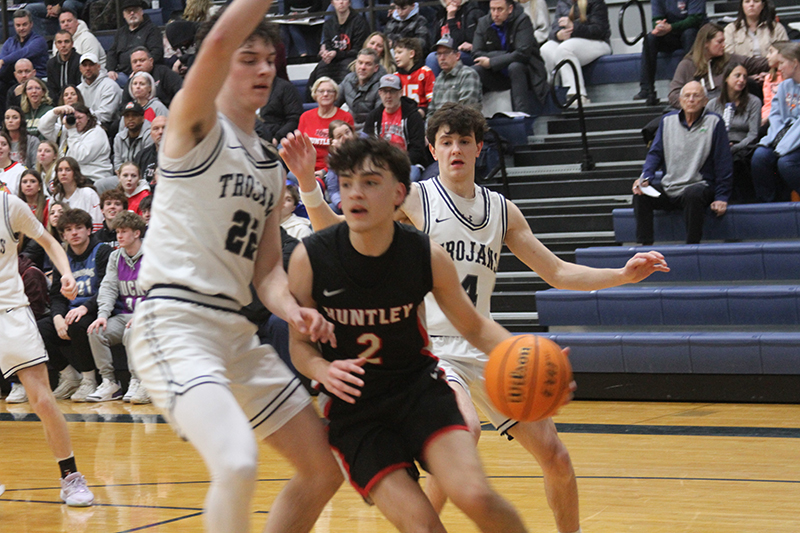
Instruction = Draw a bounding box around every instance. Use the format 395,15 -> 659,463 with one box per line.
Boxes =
286,243 -> 365,404
430,241 -> 512,355
163,0 -> 276,158
503,199 -> 669,290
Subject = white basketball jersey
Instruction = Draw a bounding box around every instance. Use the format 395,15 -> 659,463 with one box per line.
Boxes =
0,192 -> 44,309
418,177 -> 507,337
139,114 -> 284,307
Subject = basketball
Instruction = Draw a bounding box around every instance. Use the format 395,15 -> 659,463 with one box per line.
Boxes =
484,335 -> 573,422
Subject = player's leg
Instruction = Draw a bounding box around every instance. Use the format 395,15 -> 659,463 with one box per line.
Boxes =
171,383 -> 259,533
370,469 -> 447,533
261,404 -> 343,533
424,429 -> 527,533
507,420 -> 580,533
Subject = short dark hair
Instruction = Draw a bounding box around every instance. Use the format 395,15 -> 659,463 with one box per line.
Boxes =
111,210 -> 147,235
196,7 -> 280,50
138,195 -> 153,213
130,46 -> 151,58
71,103 -> 98,131
100,188 -> 129,210
426,102 -> 486,146
59,7 -> 78,19
54,29 -> 72,40
328,136 -> 411,203
285,184 -> 300,206
13,9 -> 32,22
392,0 -> 413,8
394,37 -> 422,62
57,208 -> 93,233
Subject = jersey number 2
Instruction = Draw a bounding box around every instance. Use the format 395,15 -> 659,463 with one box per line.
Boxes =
225,210 -> 259,260
357,333 -> 383,365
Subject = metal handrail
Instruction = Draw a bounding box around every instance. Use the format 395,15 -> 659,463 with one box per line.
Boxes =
618,0 -> 647,46
482,128 -> 511,199
549,59 -> 595,172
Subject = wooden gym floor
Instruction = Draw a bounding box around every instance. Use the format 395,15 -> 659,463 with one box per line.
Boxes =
1,399 -> 799,532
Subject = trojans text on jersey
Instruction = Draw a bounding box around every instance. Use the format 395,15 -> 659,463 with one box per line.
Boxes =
218,173 -> 276,217
439,239 -> 500,273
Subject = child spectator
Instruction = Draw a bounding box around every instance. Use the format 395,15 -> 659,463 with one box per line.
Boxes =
96,188 -> 128,246
385,0 -> 431,52
324,119 -> 356,213
280,184 -> 313,240
117,161 -> 150,215
138,194 -> 152,225
394,37 -> 436,118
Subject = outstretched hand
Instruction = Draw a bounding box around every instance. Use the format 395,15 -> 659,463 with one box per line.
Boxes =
288,306 -> 337,347
620,251 -> 670,283
278,131 -> 319,191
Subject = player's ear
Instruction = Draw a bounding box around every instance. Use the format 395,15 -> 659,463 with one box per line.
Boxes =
393,181 -> 407,208
428,142 -> 437,161
475,141 -> 483,158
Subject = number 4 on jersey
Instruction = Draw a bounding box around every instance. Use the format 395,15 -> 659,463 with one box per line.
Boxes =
461,274 -> 478,305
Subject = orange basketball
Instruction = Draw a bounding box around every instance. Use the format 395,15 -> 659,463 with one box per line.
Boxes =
484,335 -> 573,422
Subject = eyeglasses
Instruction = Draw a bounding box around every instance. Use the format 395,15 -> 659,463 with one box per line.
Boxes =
316,89 -> 336,95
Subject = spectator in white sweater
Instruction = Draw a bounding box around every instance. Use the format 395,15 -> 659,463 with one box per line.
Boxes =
51,156 -> 104,232
77,53 -> 122,130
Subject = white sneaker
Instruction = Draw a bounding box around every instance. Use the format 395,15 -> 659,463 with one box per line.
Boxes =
70,377 -> 97,403
85,379 -> 122,402
60,472 -> 94,507
53,375 -> 81,400
0,483 -> 4,496
130,385 -> 151,405
6,383 -> 27,403
123,378 -> 140,403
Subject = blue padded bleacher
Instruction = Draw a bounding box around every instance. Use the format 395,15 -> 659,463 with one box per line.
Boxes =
574,242 -> 800,283
612,202 -> 800,243
535,285 -> 800,327
581,50 -> 685,86
543,332 -> 800,374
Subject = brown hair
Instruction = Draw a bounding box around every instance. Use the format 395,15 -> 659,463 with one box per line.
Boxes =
111,210 -> 147,235
57,207 -> 93,232
53,156 -> 94,200
426,102 -> 486,146
100,187 -> 129,210
688,24 -> 729,79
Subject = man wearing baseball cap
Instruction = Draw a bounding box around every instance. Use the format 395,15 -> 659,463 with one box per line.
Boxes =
113,101 -> 153,170
363,74 -> 426,182
428,35 -> 482,118
77,52 -> 122,128
107,0 -> 164,86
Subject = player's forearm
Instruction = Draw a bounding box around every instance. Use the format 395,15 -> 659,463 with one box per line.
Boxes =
298,175 -> 343,232
548,261 -> 627,291
39,232 -> 72,281
289,333 -> 328,382
254,263 -> 301,323
461,316 -> 512,357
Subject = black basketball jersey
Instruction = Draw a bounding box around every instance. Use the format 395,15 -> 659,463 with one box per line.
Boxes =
304,221 -> 436,404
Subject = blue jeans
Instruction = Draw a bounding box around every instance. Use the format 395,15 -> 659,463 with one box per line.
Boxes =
751,146 -> 800,202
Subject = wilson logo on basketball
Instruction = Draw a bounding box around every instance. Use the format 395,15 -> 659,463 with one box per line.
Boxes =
508,346 -> 531,403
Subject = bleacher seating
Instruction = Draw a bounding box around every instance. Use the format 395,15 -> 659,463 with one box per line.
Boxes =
613,203 -> 800,243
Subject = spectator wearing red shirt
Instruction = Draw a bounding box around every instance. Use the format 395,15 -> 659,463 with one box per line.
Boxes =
297,77 -> 354,173
394,37 -> 436,119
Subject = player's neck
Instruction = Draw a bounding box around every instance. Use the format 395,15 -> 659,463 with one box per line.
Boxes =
217,99 -> 256,134
348,222 -> 395,257
439,171 -> 476,199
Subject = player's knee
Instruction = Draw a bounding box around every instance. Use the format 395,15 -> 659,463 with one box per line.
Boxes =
465,418 -> 482,444
449,481 -> 500,518
216,445 -> 258,487
541,441 -> 574,478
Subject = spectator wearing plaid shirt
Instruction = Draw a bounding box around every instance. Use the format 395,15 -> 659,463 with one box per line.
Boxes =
428,36 -> 482,119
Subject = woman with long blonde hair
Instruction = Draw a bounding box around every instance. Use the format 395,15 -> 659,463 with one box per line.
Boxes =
539,0 -> 612,103
20,78 -> 54,139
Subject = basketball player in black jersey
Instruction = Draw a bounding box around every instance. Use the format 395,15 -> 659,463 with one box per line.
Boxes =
284,135 -> 530,533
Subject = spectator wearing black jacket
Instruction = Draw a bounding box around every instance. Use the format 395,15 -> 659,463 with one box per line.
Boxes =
539,0 -> 611,102
257,76 -> 303,144
363,74 -> 426,182
305,0 -> 369,98
106,0 -> 164,86
46,30 -> 82,102
120,47 -> 183,108
433,0 -> 484,54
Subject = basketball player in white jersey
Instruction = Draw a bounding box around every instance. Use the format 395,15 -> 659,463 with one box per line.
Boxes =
286,102 -> 670,533
0,192 -> 94,507
127,3 -> 342,532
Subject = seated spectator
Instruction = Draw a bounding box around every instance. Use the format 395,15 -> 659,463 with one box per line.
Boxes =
323,119 -> 355,213
165,19 -> 199,77
138,194 -> 152,224
297,77 -> 354,173
634,0 -> 706,106
751,42 -> 800,202
433,0 -> 483,54
363,32 -> 396,74
632,81 -> 732,245
95,188 -> 127,246
394,37 -> 436,118
59,84 -> 84,107
106,0 -> 164,87
126,71 -> 169,125
86,211 -> 148,403
20,199 -> 65,273
120,47 -> 183,109
723,0 -> 787,59
134,115 -> 164,186
16,170 -> 49,252
37,208 -> 112,402
0,10 -> 48,116
117,161 -> 150,214
5,105 -> 40,167
336,48 -> 382,132
21,78 -> 54,139
51,157 -> 104,232
6,58 -> 36,112
279,0 -> 324,58
77,53 -> 123,131
760,42 -> 787,128
114,102 -> 152,171
56,9 -> 107,75
257,75 -> 303,145
39,105 -> 115,192
36,140 -> 58,193
668,23 -> 769,108
385,0 -> 431,52
47,30 -> 82,103
280,184 -> 313,239
428,36 -> 482,118
472,0 -> 548,115
707,64 -> 760,203
540,0 -> 611,104
363,74 -> 426,182
306,0 -> 369,96
0,131 -> 27,195
27,0 -> 76,37
521,0 -> 550,45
